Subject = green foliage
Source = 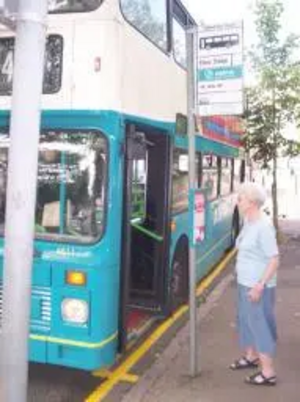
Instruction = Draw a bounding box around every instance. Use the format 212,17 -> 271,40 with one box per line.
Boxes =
245,0 -> 300,168
244,0 -> 300,229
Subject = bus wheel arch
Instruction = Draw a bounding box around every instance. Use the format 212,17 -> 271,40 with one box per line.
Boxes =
170,235 -> 189,310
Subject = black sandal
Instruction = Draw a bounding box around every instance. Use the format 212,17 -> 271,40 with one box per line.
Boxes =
230,356 -> 259,370
245,371 -> 277,386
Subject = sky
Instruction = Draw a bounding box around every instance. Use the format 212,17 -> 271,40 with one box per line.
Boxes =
182,0 -> 300,47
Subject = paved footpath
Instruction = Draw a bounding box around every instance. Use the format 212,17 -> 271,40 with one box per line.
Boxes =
121,221 -> 300,402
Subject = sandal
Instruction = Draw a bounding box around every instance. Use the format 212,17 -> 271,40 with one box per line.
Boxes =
245,371 -> 277,386
230,356 -> 259,370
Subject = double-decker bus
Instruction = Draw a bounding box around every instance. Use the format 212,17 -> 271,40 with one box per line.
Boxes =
0,0 -> 245,371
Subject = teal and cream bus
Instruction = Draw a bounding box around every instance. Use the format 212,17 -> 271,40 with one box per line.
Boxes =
0,0 -> 244,371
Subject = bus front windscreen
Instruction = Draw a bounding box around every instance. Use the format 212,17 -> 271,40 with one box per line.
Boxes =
48,0 -> 103,13
0,130 -> 108,244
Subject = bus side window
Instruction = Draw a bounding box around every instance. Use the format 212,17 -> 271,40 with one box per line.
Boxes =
172,148 -> 188,214
121,0 -> 169,52
202,154 -> 218,201
131,154 -> 148,223
240,160 -> 246,183
196,152 -> 202,188
233,159 -> 242,191
173,17 -> 187,67
220,158 -> 232,196
231,158 -> 234,192
217,156 -> 221,196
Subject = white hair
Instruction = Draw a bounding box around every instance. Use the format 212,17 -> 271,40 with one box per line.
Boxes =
238,182 -> 267,208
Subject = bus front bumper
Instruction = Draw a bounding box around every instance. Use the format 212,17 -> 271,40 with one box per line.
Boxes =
29,332 -> 118,371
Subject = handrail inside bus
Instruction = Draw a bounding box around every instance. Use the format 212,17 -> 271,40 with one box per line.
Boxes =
130,222 -> 163,242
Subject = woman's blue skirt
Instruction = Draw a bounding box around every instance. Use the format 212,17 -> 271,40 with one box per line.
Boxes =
237,284 -> 277,356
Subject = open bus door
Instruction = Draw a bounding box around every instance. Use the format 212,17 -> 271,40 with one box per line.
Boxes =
118,123 -> 171,352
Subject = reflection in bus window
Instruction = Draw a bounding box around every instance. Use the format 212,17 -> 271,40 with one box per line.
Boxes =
48,0 -> 103,13
202,154 -> 219,200
0,130 -> 108,244
173,18 -> 186,67
0,35 -> 63,95
121,0 -> 168,51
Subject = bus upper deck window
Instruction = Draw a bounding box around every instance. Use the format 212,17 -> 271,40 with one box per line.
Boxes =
121,0 -> 168,52
0,35 -> 63,96
48,0 -> 103,13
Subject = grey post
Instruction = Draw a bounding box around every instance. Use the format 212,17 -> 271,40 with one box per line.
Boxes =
186,28 -> 199,377
0,0 -> 48,401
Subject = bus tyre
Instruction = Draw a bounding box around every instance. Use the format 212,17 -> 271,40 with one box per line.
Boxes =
170,240 -> 189,310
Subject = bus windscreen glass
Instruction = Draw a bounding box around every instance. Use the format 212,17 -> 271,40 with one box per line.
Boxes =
0,130 -> 108,244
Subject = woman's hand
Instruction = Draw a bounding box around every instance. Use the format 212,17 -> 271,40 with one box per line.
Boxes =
248,282 -> 264,302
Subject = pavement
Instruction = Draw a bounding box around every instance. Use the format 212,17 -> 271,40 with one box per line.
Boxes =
120,219 -> 300,402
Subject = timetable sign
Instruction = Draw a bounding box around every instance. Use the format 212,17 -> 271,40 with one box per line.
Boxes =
197,22 -> 244,116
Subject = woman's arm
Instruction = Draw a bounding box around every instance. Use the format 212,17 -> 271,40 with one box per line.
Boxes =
259,255 -> 279,286
248,255 -> 279,302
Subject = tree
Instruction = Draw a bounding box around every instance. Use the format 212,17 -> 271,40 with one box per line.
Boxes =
244,0 -> 300,231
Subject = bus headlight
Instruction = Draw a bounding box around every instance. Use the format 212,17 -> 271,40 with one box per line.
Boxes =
61,298 -> 89,324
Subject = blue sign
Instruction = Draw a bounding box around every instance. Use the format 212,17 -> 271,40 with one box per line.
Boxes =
198,66 -> 243,82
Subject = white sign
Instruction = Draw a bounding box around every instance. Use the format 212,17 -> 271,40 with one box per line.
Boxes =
199,90 -> 243,106
198,78 -> 242,94
199,55 -> 232,69
197,21 -> 244,116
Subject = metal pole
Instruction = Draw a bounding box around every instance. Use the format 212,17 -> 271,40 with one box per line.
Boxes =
186,28 -> 199,377
0,1 -> 47,401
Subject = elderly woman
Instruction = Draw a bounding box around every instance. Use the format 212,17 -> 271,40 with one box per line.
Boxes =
230,182 -> 279,386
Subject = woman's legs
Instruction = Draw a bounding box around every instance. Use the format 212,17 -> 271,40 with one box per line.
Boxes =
259,352 -> 276,377
235,285 -> 277,377
245,346 -> 258,362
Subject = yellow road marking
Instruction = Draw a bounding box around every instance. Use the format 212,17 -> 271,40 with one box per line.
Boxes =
86,249 -> 236,402
92,369 -> 112,379
93,369 -> 139,384
120,373 -> 139,384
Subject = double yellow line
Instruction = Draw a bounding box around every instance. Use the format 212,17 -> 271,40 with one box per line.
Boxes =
85,249 -> 236,402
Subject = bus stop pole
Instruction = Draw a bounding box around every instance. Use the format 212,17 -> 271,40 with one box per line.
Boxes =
0,1 -> 48,401
186,28 -> 199,377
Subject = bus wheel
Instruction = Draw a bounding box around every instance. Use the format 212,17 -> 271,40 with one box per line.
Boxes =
170,240 -> 189,310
